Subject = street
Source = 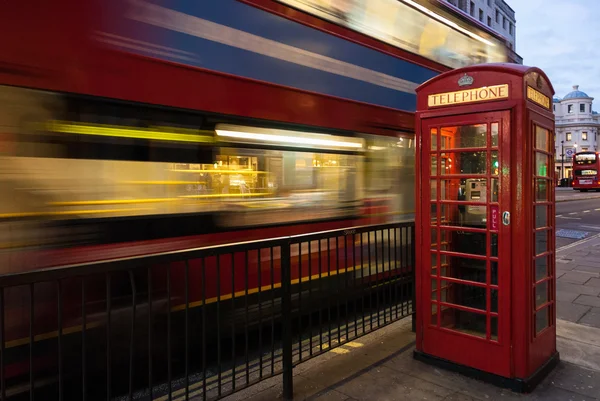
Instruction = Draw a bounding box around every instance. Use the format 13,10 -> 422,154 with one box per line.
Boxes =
556,188 -> 600,249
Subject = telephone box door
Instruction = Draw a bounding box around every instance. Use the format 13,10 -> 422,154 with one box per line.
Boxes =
421,111 -> 512,377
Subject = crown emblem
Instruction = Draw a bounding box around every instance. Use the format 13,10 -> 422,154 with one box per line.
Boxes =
458,74 -> 474,87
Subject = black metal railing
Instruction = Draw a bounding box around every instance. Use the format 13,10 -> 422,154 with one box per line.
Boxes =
0,221 -> 415,401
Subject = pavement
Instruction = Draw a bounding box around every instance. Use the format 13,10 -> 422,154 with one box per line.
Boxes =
222,317 -> 600,401
216,188 -> 600,401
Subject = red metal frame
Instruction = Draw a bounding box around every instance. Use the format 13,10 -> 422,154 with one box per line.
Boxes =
415,64 -> 557,386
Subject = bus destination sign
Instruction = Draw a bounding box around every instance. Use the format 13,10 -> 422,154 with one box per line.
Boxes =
428,84 -> 509,108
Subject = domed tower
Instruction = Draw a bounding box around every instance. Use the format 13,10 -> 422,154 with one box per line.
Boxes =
555,85 -> 599,179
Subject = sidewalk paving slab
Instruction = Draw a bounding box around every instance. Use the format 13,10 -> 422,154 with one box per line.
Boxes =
574,295 -> 600,308
221,318 -> 600,401
557,301 -> 591,323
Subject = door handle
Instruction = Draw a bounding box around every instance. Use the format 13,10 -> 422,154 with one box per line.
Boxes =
502,211 -> 510,226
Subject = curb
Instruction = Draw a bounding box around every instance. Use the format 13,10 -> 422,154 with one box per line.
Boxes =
557,232 -> 600,254
556,196 -> 600,203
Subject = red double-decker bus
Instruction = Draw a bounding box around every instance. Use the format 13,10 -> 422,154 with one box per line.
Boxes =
573,151 -> 600,191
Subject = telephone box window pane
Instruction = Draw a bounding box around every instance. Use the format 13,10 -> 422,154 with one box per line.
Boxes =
431,253 -> 438,276
441,178 -> 463,201
431,180 -> 437,200
536,230 -> 549,255
535,126 -> 550,152
491,316 -> 498,341
441,152 -> 487,174
440,203 -> 487,228
440,255 -> 487,283
491,289 -> 498,313
491,178 -> 499,202
491,233 -> 498,257
443,230 -> 487,256
536,281 -> 549,307
536,307 -> 550,334
440,307 -> 486,338
441,280 -> 487,311
491,261 -> 498,285
431,155 -> 438,176
536,205 -> 548,228
431,303 -> 438,326
440,124 -> 487,149
431,203 -> 437,224
431,278 -> 438,300
431,229 -> 438,249
535,256 -> 548,281
431,128 -> 438,150
491,151 -> 499,175
535,179 -> 549,201
491,123 -> 499,147
535,153 -> 550,177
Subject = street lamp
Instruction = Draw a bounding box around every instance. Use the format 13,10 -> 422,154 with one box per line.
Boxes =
561,140 -> 565,180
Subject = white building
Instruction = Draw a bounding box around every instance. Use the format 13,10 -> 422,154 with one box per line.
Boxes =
553,85 -> 600,179
445,0 -> 517,51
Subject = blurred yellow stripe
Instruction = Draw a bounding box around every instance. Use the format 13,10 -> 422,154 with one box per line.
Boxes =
47,121 -> 214,144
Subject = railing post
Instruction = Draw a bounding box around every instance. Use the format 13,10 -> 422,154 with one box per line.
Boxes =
411,225 -> 417,333
280,240 -> 294,400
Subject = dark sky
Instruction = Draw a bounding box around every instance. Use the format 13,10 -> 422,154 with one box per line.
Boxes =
511,1 -> 599,101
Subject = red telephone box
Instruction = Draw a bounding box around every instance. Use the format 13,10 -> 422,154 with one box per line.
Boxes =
414,64 -> 559,392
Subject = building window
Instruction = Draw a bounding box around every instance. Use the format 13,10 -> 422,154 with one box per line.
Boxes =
582,147 -> 589,151
479,8 -> 484,21
509,23 -> 514,35
553,104 -> 556,111
487,16 -> 492,26
566,133 -> 572,141
568,104 -> 573,114
591,104 -> 593,113
496,10 -> 500,23
503,16 -> 507,29
583,132 -> 588,141
487,0 -> 492,5
458,0 -> 467,11
580,104 -> 586,112
470,1 -> 475,16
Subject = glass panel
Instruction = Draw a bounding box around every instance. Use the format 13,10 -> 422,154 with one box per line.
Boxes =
491,261 -> 498,285
491,151 -> 499,175
536,230 -> 549,255
431,303 -> 438,326
535,126 -> 550,152
536,205 -> 548,228
491,316 -> 498,341
441,152 -> 487,175
536,281 -> 549,307
431,253 -> 438,276
535,153 -> 550,177
431,179 -> 437,200
431,203 -> 437,224
491,289 -> 498,313
491,123 -> 499,147
440,178 -> 463,201
431,128 -> 438,150
535,256 -> 548,281
441,280 -> 486,311
431,279 -> 438,300
442,230 -> 487,256
536,307 -> 550,334
440,255 -> 486,283
440,306 -> 486,338
535,179 -> 549,201
439,124 -> 487,149
431,229 -> 438,249
431,155 -> 438,176
440,203 -> 487,227
491,178 -> 499,203
491,233 -> 498,257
